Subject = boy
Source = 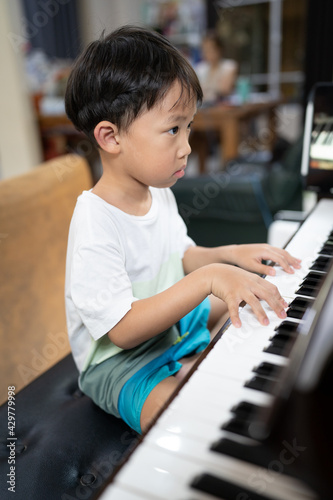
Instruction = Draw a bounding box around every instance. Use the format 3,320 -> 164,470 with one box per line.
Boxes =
64,26 -> 301,434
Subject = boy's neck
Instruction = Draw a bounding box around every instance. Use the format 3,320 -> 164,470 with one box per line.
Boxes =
92,167 -> 152,217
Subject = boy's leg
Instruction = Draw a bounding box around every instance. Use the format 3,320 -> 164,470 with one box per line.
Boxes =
174,297 -> 229,381
140,298 -> 229,433
140,376 -> 179,433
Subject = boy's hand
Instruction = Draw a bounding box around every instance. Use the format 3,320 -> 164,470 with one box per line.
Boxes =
207,263 -> 288,328
229,244 -> 301,276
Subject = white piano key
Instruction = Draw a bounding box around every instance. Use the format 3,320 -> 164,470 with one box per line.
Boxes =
107,427 -> 316,500
311,143 -> 333,161
99,484 -> 156,500
211,329 -> 280,359
315,130 -> 327,144
210,322 -> 298,365
198,347 -> 287,382
145,428 -> 317,500
170,369 -> 273,419
265,267 -> 312,299
167,389 -> 268,430
110,444 -> 219,500
167,399 -> 228,430
157,397 -> 271,449
284,201 -> 333,259
157,405 -> 232,443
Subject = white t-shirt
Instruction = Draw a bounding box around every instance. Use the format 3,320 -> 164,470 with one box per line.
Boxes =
65,187 -> 195,373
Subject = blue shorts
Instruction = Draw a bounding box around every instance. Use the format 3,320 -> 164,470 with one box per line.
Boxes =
117,297 -> 211,433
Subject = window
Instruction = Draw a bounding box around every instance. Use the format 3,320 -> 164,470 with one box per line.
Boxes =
211,0 -> 307,100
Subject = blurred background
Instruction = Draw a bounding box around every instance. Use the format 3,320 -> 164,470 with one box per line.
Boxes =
0,0 -> 329,177
0,0 -> 332,210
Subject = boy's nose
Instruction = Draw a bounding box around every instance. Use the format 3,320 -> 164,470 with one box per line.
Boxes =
179,136 -> 191,158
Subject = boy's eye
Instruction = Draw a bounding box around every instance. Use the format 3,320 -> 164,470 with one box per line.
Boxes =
168,126 -> 179,135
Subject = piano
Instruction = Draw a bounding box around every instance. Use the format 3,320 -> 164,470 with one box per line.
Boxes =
301,82 -> 333,194
97,197 -> 333,500
310,117 -> 333,163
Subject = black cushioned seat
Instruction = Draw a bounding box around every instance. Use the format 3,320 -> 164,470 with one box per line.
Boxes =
0,354 -> 139,500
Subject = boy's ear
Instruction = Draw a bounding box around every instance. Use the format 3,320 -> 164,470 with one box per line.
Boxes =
94,121 -> 120,152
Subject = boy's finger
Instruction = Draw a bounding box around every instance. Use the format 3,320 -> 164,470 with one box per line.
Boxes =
228,303 -> 242,328
260,287 -> 288,319
266,251 -> 302,273
246,295 -> 270,326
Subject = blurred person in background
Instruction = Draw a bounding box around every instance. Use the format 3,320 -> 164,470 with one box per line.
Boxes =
190,31 -> 238,173
195,31 -> 238,105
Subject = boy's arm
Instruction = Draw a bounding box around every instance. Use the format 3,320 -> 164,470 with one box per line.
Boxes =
107,263 -> 287,350
108,266 -> 208,349
183,244 -> 301,276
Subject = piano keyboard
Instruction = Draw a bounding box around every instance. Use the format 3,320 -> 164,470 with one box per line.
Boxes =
98,198 -> 333,500
311,119 -> 333,162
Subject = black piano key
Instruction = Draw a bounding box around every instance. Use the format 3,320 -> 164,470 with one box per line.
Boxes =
295,272 -> 324,295
288,296 -> 313,310
287,296 -> 313,319
274,320 -> 299,336
295,283 -> 319,297
264,343 -> 284,356
301,276 -> 323,287
270,331 -> 297,346
287,308 -> 305,320
264,336 -> 294,356
211,437 -> 261,463
310,255 -> 332,272
221,417 -> 252,437
191,472 -> 269,500
253,361 -> 282,378
303,271 -> 324,282
244,375 -> 275,393
319,244 -> 333,256
231,400 -> 262,420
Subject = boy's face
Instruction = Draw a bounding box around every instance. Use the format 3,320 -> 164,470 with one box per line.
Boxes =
118,81 -> 196,189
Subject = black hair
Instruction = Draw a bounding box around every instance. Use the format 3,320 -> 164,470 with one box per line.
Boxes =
65,25 -> 203,146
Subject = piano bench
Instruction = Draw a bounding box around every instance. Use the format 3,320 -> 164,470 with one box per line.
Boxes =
0,353 -> 139,500
0,154 -> 139,500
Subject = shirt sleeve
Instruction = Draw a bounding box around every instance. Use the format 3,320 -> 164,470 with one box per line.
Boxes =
70,238 -> 137,341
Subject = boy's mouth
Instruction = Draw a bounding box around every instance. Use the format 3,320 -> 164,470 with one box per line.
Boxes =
174,167 -> 186,179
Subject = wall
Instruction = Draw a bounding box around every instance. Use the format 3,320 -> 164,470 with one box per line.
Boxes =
0,0 -> 147,180
0,0 -> 42,180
